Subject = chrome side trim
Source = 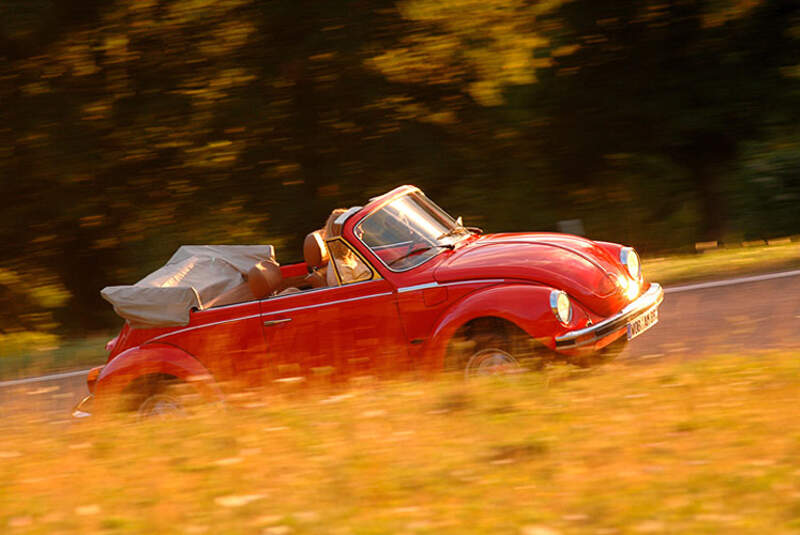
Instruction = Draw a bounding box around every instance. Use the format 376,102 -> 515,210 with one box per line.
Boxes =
261,292 -> 394,316
397,282 -> 440,293
555,283 -> 664,350
396,279 -> 506,293
148,314 -> 262,342
151,290 -> 397,342
444,279 -> 505,287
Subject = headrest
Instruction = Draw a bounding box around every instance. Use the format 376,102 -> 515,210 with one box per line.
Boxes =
303,230 -> 329,269
248,259 -> 283,299
324,208 -> 348,238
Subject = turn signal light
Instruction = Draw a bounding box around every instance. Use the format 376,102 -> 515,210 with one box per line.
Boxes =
86,366 -> 104,394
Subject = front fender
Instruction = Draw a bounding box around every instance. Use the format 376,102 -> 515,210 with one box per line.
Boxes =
93,343 -> 223,411
422,283 -> 571,370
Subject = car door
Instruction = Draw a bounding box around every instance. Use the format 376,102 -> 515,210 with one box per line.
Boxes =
259,244 -> 408,384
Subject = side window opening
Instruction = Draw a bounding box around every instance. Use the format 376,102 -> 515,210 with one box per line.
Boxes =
326,239 -> 374,285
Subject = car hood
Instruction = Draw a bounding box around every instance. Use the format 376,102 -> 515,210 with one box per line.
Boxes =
434,233 -> 630,316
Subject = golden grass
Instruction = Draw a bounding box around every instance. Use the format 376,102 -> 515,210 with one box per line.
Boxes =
2,352 -> 800,534
644,240 -> 800,286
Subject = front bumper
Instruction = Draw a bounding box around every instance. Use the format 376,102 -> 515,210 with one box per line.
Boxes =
555,282 -> 664,350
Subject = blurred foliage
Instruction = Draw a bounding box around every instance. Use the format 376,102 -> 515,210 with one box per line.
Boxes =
0,0 -> 798,333
0,330 -> 60,360
734,130 -> 800,240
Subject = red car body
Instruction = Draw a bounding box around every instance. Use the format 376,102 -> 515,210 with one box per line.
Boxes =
75,185 -> 663,417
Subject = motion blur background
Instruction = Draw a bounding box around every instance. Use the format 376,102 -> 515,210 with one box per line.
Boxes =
0,0 -> 798,340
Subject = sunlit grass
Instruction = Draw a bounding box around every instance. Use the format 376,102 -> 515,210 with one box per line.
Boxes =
644,240 -> 800,286
2,352 -> 799,533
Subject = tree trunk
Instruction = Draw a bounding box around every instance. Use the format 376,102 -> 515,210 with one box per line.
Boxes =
691,161 -> 725,243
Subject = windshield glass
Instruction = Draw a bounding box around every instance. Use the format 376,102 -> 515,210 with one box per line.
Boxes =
355,191 -> 467,271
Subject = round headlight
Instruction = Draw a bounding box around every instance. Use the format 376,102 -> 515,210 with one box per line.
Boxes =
549,290 -> 573,325
620,247 -> 641,280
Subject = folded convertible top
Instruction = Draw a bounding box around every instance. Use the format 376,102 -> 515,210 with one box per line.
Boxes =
101,245 -> 274,328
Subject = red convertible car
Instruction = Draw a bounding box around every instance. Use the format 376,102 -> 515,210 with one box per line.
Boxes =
74,185 -> 663,418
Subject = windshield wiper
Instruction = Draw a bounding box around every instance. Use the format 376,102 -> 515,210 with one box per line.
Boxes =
387,244 -> 454,267
436,216 -> 482,241
437,227 -> 462,241
437,226 -> 483,241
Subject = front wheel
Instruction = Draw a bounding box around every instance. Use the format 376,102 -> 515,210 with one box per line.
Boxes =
448,318 -> 547,378
464,347 -> 522,379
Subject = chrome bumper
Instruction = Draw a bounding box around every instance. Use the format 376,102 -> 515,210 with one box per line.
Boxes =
555,283 -> 664,350
72,394 -> 94,419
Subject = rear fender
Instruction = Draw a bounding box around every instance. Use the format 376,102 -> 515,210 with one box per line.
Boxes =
422,284 -> 571,370
93,343 -> 222,411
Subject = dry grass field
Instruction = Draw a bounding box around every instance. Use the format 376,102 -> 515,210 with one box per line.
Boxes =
2,352 -> 799,534
643,240 -> 800,287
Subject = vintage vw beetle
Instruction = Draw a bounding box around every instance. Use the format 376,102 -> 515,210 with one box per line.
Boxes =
74,185 -> 663,418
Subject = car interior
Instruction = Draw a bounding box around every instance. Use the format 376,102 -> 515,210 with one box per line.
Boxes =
205,209 -> 365,309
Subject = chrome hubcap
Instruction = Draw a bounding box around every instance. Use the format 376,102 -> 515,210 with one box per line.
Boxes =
138,394 -> 184,420
465,348 -> 521,379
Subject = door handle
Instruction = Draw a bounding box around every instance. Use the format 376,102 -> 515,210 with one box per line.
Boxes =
263,318 -> 292,327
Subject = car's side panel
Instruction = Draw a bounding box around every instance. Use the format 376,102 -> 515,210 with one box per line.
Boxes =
260,279 -> 408,381
395,281 -> 503,363
420,283 -> 590,371
93,343 -> 223,412
144,301 -> 268,389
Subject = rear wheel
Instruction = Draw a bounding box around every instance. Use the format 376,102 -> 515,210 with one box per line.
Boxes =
138,391 -> 186,420
124,375 -> 196,420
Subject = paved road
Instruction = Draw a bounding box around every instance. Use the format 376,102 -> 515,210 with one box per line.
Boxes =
2,271 -> 799,419
626,272 -> 800,361
0,372 -> 88,422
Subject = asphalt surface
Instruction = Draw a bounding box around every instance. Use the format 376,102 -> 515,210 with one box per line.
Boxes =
626,273 -> 800,360
2,271 -> 799,420
0,372 -> 87,422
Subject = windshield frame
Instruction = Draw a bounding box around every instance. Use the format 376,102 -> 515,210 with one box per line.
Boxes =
353,190 -> 466,273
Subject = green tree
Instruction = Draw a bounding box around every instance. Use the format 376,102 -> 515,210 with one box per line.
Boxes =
526,0 -> 800,241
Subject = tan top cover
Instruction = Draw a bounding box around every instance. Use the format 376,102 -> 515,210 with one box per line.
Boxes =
101,245 -> 275,328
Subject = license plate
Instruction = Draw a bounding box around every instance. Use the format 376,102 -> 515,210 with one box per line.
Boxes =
627,307 -> 659,340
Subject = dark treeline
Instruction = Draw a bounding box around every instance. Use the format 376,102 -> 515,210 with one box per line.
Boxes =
0,0 -> 798,336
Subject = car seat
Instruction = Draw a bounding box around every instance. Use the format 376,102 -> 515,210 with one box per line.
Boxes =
248,258 -> 284,299
303,230 -> 330,288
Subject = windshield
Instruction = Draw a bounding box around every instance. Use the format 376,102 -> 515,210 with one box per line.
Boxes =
354,191 -> 468,271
